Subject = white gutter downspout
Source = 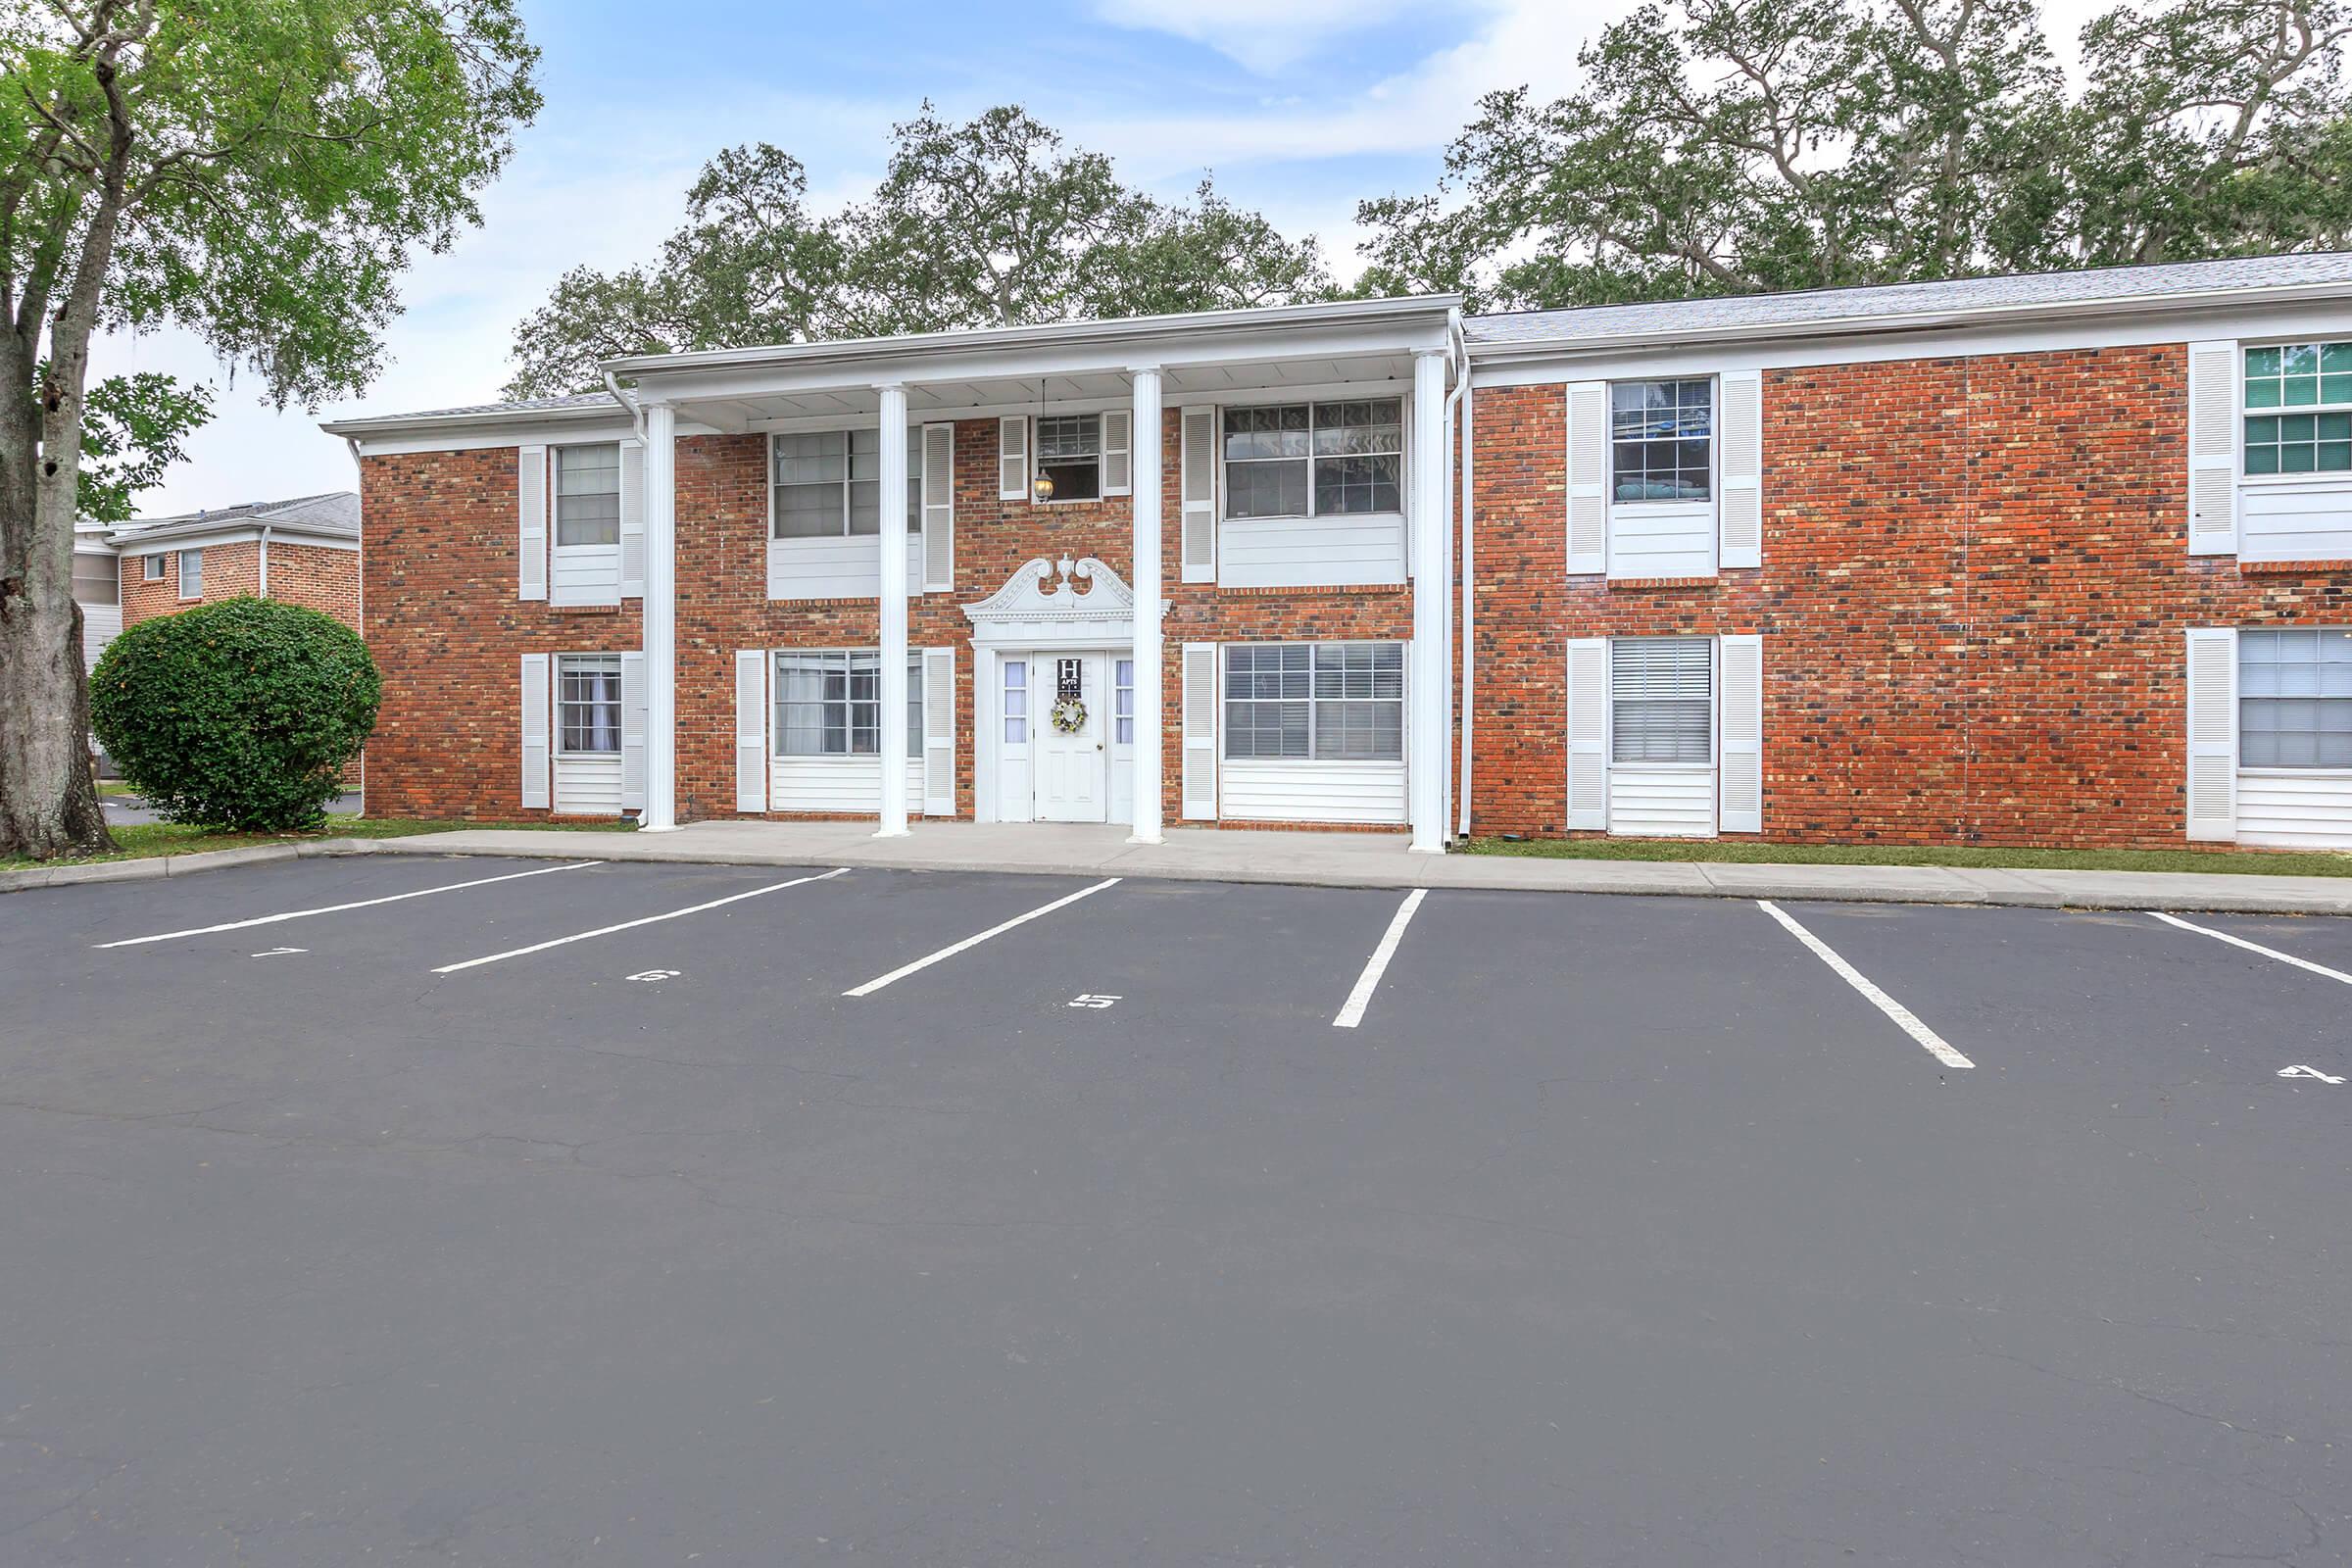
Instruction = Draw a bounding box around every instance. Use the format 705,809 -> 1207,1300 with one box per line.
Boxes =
1446,310 -> 1473,843
603,368 -> 648,442
343,435 -> 366,817
258,524 -> 271,597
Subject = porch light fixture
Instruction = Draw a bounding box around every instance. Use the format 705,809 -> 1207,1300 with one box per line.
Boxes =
1029,378 -> 1054,503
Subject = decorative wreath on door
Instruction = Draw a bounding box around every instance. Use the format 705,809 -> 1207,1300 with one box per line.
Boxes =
1049,696 -> 1089,734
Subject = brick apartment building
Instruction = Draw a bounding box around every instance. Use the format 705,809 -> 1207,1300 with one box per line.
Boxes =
321,254 -> 2352,851
97,492 -> 363,637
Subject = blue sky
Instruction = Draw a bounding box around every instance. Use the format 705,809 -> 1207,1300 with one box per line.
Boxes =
99,0 -> 2099,515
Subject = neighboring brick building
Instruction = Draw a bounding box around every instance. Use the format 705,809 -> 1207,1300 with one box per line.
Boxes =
110,493 -> 362,632
324,255 -> 2352,851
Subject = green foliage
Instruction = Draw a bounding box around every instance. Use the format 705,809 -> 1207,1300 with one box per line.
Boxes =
90,598 -> 381,832
75,371 -> 213,523
1357,0 -> 2352,312
504,105 -> 1334,397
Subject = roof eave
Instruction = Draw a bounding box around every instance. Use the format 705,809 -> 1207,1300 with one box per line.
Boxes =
318,399 -> 627,439
1463,279 -> 2352,363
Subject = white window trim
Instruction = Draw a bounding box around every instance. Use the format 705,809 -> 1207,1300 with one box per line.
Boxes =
1218,641 -> 1408,765
551,440 -> 624,549
769,647 -> 925,760
555,652 -> 624,758
1604,376 -> 1720,580
143,554 -> 165,581
177,548 -> 203,599
766,427 -> 923,540
2238,337 -> 2352,490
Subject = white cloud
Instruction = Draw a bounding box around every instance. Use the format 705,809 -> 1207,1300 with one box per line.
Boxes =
1093,0 -> 1423,74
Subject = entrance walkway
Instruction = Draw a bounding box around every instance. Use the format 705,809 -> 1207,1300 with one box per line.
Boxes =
361,817 -> 2352,913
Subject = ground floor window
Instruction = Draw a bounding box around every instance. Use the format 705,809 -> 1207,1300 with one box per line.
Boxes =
774,649 -> 922,757
558,654 -> 622,754
1003,659 -> 1029,743
2239,627 -> 2352,767
1223,642 -> 1403,760
1610,638 -> 1713,762
1114,658 -> 1135,744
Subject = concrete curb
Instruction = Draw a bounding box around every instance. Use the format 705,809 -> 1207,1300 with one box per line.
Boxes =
346,832 -> 2352,915
0,836 -> 380,896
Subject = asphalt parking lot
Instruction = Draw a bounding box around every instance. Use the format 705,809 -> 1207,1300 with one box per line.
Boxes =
4,856 -> 2348,1566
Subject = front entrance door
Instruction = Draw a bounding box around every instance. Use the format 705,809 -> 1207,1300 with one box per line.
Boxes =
1034,653 -> 1107,822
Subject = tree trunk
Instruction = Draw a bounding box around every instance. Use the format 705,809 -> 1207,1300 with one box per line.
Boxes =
0,579 -> 110,859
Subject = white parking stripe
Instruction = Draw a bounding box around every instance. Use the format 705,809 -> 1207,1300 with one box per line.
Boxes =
1333,888 -> 1427,1029
93,860 -> 598,949
1756,900 -> 1975,1069
431,867 -> 850,974
843,878 -> 1120,998
2147,909 -> 2352,986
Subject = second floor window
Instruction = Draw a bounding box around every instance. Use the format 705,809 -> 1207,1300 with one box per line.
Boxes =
1611,381 -> 1713,502
1036,415 -> 1102,501
2244,343 -> 2352,476
772,430 -> 921,539
555,443 -> 621,546
73,554 -> 119,607
143,554 -> 165,581
178,549 -> 203,598
1223,399 -> 1402,519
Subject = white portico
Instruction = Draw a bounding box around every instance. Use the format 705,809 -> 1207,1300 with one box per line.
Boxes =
601,295 -> 1462,845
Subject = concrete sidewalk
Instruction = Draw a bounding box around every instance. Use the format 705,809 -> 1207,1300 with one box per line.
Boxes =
359,818 -> 2352,914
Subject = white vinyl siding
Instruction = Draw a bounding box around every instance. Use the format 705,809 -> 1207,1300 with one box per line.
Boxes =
1217,513 -> 1405,588
80,603 -> 121,671
2240,480 -> 2352,563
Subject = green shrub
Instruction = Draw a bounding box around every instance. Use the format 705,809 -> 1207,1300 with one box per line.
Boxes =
90,597 -> 381,832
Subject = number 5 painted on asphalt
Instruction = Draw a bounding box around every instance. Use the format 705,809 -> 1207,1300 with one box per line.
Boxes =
1068,994 -> 1121,1009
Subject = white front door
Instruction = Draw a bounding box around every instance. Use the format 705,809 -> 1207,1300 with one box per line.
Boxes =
1035,653 -> 1107,822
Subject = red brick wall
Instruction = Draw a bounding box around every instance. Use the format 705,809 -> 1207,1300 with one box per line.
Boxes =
363,447 -> 642,818
1471,344 -> 2352,847
118,540 -> 359,630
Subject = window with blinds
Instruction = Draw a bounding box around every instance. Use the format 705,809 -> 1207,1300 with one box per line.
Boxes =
73,554 -> 119,606
558,654 -> 623,755
773,650 -> 922,757
2239,627 -> 2352,767
1223,642 -> 1404,760
1610,638 -> 1713,763
555,443 -> 621,546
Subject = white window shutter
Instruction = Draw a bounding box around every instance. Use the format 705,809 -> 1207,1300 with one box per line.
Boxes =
1102,409 -> 1133,496
1181,642 -> 1217,819
2187,340 -> 2239,556
922,647 -> 956,815
921,423 -> 956,592
1180,406 -> 1217,584
998,416 -> 1029,502
1718,633 -> 1763,832
1565,637 -> 1607,830
618,438 -> 646,598
1718,370 -> 1762,569
735,649 -> 768,814
519,653 -> 550,808
517,445 -> 548,601
1566,383 -> 1607,575
2185,627 -> 2237,841
620,650 -> 647,811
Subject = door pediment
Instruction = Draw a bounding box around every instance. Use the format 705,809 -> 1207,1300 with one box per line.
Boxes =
962,557 -> 1154,650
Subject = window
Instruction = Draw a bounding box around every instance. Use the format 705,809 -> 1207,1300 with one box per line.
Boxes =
73,555 -> 118,607
1610,638 -> 1713,763
773,650 -> 922,757
2244,344 -> 2352,476
555,443 -> 620,545
1036,415 -> 1102,502
1004,660 -> 1029,744
1114,659 -> 1136,745
143,554 -> 165,581
178,549 -> 203,598
1223,642 -> 1403,760
1611,381 -> 1713,502
2239,628 -> 2352,767
558,654 -> 622,755
1222,400 -> 1402,519
771,430 -> 921,539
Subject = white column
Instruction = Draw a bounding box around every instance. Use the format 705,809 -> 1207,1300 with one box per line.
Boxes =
875,383 -> 911,837
1408,349 -> 1449,853
1128,366 -> 1165,845
641,401 -> 679,831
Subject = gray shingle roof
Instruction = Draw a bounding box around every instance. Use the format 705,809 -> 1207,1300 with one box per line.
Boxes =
115,491 -> 360,546
1463,253 -> 2352,349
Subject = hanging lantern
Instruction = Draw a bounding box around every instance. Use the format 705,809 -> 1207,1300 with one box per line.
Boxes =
1032,470 -> 1055,504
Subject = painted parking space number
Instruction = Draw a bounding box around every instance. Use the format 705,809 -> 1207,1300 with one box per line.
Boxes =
627,969 -> 681,983
1068,994 -> 1122,1009
2278,1064 -> 2346,1084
